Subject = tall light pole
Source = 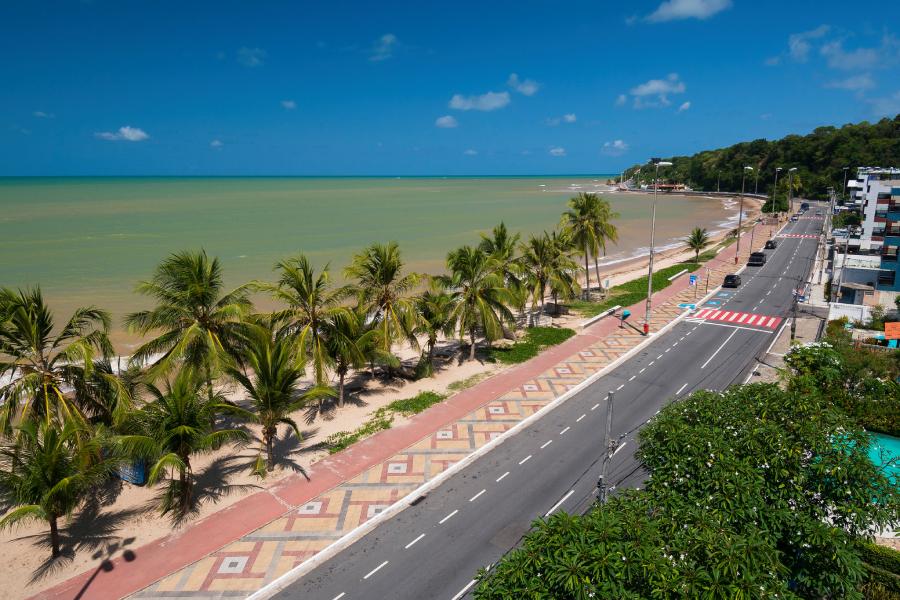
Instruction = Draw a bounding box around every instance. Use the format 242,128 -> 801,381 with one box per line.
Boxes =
842,166 -> 849,202
645,158 -> 672,331
773,167 -> 782,220
717,170 -> 721,193
788,167 -> 797,214
735,166 -> 754,264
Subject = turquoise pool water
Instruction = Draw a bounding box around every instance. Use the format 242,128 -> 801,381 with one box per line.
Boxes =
869,432 -> 900,480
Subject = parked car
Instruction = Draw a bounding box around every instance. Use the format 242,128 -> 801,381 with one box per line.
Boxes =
816,210 -> 823,216
723,274 -> 741,287
790,216 -> 799,222
748,252 -> 767,266
764,240 -> 778,249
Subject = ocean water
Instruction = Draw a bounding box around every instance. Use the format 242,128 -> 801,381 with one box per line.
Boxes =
0,176 -> 739,351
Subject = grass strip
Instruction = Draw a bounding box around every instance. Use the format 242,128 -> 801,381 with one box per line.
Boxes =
485,326 -> 576,364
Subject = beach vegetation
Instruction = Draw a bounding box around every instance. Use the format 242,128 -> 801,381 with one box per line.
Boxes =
479,222 -> 526,313
559,193 -> 601,298
0,285 -> 116,437
683,226 -> 711,263
326,306 -> 396,404
413,290 -> 457,378
518,232 -> 581,315
0,419 -> 118,559
485,327 -> 575,364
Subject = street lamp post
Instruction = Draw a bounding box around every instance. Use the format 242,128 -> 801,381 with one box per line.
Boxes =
773,167 -> 782,222
645,158 -> 672,333
842,166 -> 849,202
735,166 -> 754,264
788,168 -> 797,214
717,170 -> 721,193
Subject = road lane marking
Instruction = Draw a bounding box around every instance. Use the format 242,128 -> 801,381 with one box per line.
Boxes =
672,342 -> 678,346
701,329 -> 739,369
541,440 -> 552,449
406,534 -> 425,549
364,561 -> 388,579
617,384 -> 624,390
333,594 -> 345,600
614,442 -> 628,456
470,490 -> 486,502
738,313 -> 748,323
560,427 -> 570,435
665,348 -> 671,352
677,383 -> 688,395
649,361 -> 655,365
545,490 -> 576,517
519,455 -> 531,465
640,368 -> 645,373
452,580 -> 478,600
497,472 -> 509,482
576,414 -> 585,422
657,355 -> 663,359
629,375 -> 636,380
591,403 -> 599,410
440,510 -> 458,524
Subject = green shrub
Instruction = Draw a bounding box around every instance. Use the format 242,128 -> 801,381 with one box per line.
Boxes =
486,327 -> 576,364
861,542 -> 900,577
566,264 -> 701,318
386,391 -> 447,417
318,409 -> 394,455
447,372 -> 492,393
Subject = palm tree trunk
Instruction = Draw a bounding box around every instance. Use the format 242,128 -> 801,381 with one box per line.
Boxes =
50,514 -> 60,558
339,371 -> 345,407
469,326 -> 476,361
206,374 -> 217,434
594,252 -> 601,292
265,429 -> 275,472
584,243 -> 591,301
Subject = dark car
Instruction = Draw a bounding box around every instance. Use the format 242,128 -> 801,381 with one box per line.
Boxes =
748,252 -> 767,266
764,240 -> 778,249
723,274 -> 741,287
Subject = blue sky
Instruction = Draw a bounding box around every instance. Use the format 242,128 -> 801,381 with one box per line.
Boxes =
3,0 -> 900,176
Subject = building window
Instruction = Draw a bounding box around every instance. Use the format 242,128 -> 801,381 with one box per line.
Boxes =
884,247 -> 899,262
878,193 -> 892,200
865,291 -> 875,296
879,270 -> 896,286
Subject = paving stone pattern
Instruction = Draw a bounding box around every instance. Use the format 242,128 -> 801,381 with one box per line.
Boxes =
132,249 -> 751,598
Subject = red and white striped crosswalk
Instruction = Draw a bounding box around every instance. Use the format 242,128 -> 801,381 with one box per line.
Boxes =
692,309 -> 782,329
776,234 -> 818,238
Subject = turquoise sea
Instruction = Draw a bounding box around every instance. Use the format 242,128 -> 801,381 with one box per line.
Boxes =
0,176 -> 739,352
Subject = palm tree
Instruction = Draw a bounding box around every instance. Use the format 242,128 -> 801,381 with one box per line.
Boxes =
684,227 -> 711,263
225,331 -> 334,477
0,286 -> 116,436
439,246 -> 514,361
343,242 -> 422,376
124,250 -> 256,431
0,419 -> 116,558
547,229 -> 582,306
118,369 -> 251,518
560,193 -> 601,300
519,233 -> 582,316
414,290 -> 457,378
479,222 -> 525,313
326,307 -> 397,405
258,254 -> 347,392
591,197 -> 620,288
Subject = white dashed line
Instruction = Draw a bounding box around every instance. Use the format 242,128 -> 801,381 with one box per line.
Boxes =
614,442 -> 628,456
657,354 -> 663,359
649,361 -> 655,365
333,594 -> 345,600
470,490 -> 486,502
560,427 -> 570,435
639,368 -> 645,373
452,580 -> 478,600
541,440 -> 552,449
439,510 -> 458,524
629,375 -> 636,381
545,490 -> 576,517
665,348 -> 671,352
519,455 -> 531,465
497,472 -> 509,482
617,384 -> 624,390
673,342 -> 678,346
576,414 -> 585,422
405,534 -> 425,549
591,403 -> 599,410
364,561 -> 388,579
677,383 -> 688,395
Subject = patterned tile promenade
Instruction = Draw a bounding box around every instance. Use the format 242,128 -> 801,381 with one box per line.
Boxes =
29,230 -> 763,600
129,244 -> 754,599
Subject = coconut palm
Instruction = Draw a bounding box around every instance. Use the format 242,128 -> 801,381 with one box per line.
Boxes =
479,222 -> 526,313
413,290 -> 457,378
519,232 -> 582,315
560,193 -> 601,300
326,307 -> 397,405
225,331 -> 334,477
118,369 -> 251,518
547,229 -> 582,306
0,419 -> 116,558
124,250 -> 256,431
591,197 -> 620,287
258,254 -> 347,391
343,242 -> 422,376
438,246 -> 514,361
0,286 -> 116,436
684,227 -> 711,263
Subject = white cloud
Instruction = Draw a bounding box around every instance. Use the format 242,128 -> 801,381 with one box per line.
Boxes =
615,94 -> 628,106
280,100 -> 297,109
645,0 -> 732,23
786,25 -> 830,63
449,91 -> 510,111
625,73 -> 686,108
507,73 -> 541,96
825,73 -> 876,91
11,124 -> 31,135
549,146 -> 566,156
237,47 -> 267,67
435,115 -> 458,128
764,56 -> 781,66
761,113 -> 773,120
210,140 -> 223,147
602,140 -> 629,156
522,151 -> 532,155
544,117 -> 560,126
563,113 -> 577,123
677,101 -> 690,113
33,111 -> 54,118
94,126 -> 149,141
867,91 -> 900,117
463,149 -> 478,155
820,35 -> 899,70
369,34 -> 400,62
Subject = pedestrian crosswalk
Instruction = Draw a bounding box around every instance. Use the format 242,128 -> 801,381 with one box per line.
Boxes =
692,309 -> 782,329
777,234 -> 818,238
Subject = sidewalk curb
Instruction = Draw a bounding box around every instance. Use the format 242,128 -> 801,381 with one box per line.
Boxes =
247,282 -> 727,600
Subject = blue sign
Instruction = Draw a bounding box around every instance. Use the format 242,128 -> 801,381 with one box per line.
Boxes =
717,293 -> 731,297
689,275 -> 698,281
706,301 -> 720,305
678,303 -> 696,309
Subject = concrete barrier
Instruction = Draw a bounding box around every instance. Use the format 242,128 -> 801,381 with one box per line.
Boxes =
667,268 -> 689,281
579,305 -> 621,328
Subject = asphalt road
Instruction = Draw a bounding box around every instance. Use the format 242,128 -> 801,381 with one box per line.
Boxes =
272,206 -> 826,600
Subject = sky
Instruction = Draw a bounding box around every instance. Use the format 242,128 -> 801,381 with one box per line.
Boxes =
3,0 -> 900,176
